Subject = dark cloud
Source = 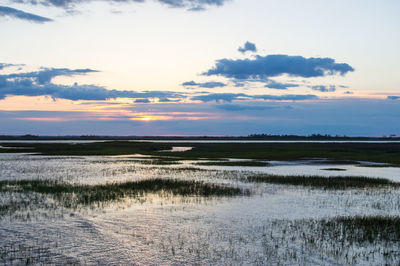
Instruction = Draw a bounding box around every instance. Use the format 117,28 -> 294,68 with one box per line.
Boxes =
0,81 -> 134,101
9,0 -> 228,12
192,92 -> 318,102
203,54 -> 354,80
135,90 -> 183,98
135,98 -> 151,103
158,98 -> 181,102
0,6 -> 52,23
0,66 -> 184,101
387,96 -> 400,100
254,94 -> 318,101
187,5 -> 204,11
238,41 -> 257,53
192,93 -> 248,102
265,81 -> 300,90
344,91 -> 353,95
216,104 -> 277,111
0,63 -> 16,70
181,80 -> 226,88
4,68 -> 98,84
311,85 -> 336,92
233,82 -> 246,87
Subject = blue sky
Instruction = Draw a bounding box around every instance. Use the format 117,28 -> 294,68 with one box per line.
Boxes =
0,0 -> 399,136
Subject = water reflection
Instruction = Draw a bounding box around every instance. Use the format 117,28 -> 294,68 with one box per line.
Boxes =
159,147 -> 193,152
0,153 -> 399,264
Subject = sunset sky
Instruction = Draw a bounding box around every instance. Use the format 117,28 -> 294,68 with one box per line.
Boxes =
1,0 -> 399,136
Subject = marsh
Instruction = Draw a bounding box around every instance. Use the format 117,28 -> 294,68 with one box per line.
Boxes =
0,141 -> 399,264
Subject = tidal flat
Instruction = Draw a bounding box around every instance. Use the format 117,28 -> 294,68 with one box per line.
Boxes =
0,141 -> 400,264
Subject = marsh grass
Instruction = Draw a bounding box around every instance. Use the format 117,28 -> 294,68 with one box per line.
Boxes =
320,168 -> 347,171
0,179 -> 247,209
0,243 -> 79,265
264,216 -> 400,264
300,216 -> 400,264
196,161 -> 269,167
312,160 -> 360,165
135,159 -> 182,165
358,164 -> 400,168
245,175 -> 399,189
157,215 -> 400,265
2,141 -> 400,165
317,216 -> 400,243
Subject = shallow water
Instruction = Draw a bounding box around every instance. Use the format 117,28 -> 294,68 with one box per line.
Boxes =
191,160 -> 400,182
159,146 -> 194,152
0,153 -> 399,265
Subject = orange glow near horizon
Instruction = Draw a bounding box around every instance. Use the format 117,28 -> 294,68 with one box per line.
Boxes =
14,117 -> 67,122
1,94 -> 395,125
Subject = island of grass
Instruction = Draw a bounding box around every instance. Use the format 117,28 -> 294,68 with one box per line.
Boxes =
316,215 -> 400,243
245,175 -> 400,189
196,161 -> 269,167
0,178 -> 248,210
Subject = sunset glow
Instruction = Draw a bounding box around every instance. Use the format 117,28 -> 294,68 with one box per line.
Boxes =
0,0 -> 399,136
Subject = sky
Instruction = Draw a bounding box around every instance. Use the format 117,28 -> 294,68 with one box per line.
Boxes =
0,0 -> 399,136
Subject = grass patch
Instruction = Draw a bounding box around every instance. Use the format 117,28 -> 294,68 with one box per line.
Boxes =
264,216 -> 400,264
320,168 -> 347,171
196,161 -> 269,167
358,164 -> 400,168
246,175 -> 399,189
318,216 -> 400,243
312,160 -> 360,165
136,159 -> 182,165
0,179 -> 247,209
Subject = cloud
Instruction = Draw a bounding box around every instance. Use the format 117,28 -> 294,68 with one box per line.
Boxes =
0,6 -> 52,23
344,91 -> 353,95
216,104 -> 278,111
4,68 -> 98,84
135,98 -> 151,103
238,41 -> 257,53
181,80 -> 226,88
9,0 -> 228,12
192,92 -> 318,102
387,96 -> 400,100
233,82 -> 246,87
0,63 -> 17,70
254,94 -> 318,101
311,85 -> 336,92
0,66 -> 185,101
0,81 -> 134,101
192,93 -> 248,102
158,98 -> 181,102
265,80 -> 300,90
203,54 -> 354,80
3,99 -> 398,136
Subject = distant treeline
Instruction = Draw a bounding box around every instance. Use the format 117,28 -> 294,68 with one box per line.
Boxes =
0,133 -> 399,141
246,134 -> 400,140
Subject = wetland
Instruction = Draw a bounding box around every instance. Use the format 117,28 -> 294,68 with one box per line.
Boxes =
0,140 -> 399,264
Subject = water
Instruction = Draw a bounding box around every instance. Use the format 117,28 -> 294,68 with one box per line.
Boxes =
159,147 -> 193,152
0,153 -> 399,264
